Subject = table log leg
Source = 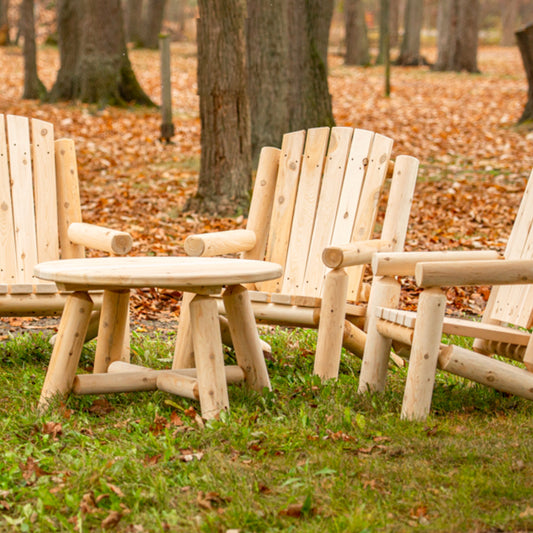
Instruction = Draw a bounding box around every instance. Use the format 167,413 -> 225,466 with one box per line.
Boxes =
172,291 -> 195,369
39,291 -> 94,410
93,289 -> 130,373
223,284 -> 271,391
189,294 -> 229,419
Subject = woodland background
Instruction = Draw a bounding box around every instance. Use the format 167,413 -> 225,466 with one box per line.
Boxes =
0,0 -> 532,326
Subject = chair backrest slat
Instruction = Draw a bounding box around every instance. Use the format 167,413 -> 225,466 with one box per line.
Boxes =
32,118 -> 59,264
301,127 -> 354,297
7,115 -> 38,284
0,115 -> 17,284
330,129 -> 375,246
261,130 -> 306,292
489,169 -> 533,328
281,127 -> 330,294
345,133 -> 393,300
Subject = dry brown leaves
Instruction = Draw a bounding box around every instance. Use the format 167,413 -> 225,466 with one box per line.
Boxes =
0,43 -> 531,320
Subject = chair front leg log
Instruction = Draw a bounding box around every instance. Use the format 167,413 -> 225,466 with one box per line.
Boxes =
314,268 -> 348,379
39,291 -> 94,410
401,288 -> 446,421
358,277 -> 401,394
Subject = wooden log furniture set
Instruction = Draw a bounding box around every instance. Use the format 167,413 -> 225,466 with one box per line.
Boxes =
0,114 -> 132,334
35,256 -> 282,420
176,127 -> 420,380
356,169 -> 533,421
7,113 -> 532,422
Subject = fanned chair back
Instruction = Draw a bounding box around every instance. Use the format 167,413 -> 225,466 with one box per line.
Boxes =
0,114 -> 85,297
487,174 -> 533,328
243,127 -> 393,303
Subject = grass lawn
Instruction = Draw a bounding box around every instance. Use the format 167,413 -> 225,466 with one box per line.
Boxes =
1,327 -> 532,532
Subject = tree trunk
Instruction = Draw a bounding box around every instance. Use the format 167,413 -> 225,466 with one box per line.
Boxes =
48,0 -> 80,101
456,0 -> 479,72
21,0 -> 46,99
389,0 -> 400,47
434,0 -> 479,73
189,0 -> 251,216
345,0 -> 370,66
516,24 -> 533,125
247,0 -> 289,165
396,0 -> 425,66
126,0 -> 144,44
0,0 -> 10,45
286,0 -> 335,131
376,0 -> 389,64
501,0 -> 520,47
48,0 -> 154,106
143,0 -> 167,49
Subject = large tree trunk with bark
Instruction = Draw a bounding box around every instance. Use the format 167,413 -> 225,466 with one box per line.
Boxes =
48,0 -> 80,101
396,0 -> 425,66
48,0 -> 153,106
126,0 -> 144,44
501,0 -> 520,47
286,0 -> 335,131
516,24 -> 533,125
434,0 -> 479,73
0,0 -> 10,45
376,0 -> 387,64
189,0 -> 251,216
143,0 -> 167,49
247,0 -> 289,165
389,0 -> 400,47
21,0 -> 46,99
345,0 -> 370,66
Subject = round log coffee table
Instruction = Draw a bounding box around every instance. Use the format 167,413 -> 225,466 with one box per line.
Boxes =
35,256 -> 282,419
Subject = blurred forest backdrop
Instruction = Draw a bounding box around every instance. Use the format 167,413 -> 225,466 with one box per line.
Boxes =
0,0 -> 532,321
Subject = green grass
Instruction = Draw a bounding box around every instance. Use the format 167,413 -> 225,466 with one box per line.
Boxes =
1,328 -> 532,532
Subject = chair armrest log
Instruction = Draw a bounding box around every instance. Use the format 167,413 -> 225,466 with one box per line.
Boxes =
415,259 -> 533,288
372,250 -> 501,277
184,229 -> 257,257
322,239 -> 393,269
68,222 -> 133,255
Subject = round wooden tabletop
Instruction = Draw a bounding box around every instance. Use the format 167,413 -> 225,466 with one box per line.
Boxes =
34,256 -> 283,290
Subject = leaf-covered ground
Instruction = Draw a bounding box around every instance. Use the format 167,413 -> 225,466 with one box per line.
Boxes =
0,43 -> 532,328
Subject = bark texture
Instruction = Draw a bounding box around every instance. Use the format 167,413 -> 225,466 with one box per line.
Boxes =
126,0 -> 144,44
143,0 -> 168,49
501,0 -> 519,47
345,0 -> 370,66
0,0 -> 9,45
433,0 -> 480,73
247,0 -> 289,164
286,0 -> 335,131
48,0 -> 154,106
48,0 -> 81,101
190,0 -> 251,216
21,0 -> 46,99
516,24 -> 533,124
396,0 -> 426,66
